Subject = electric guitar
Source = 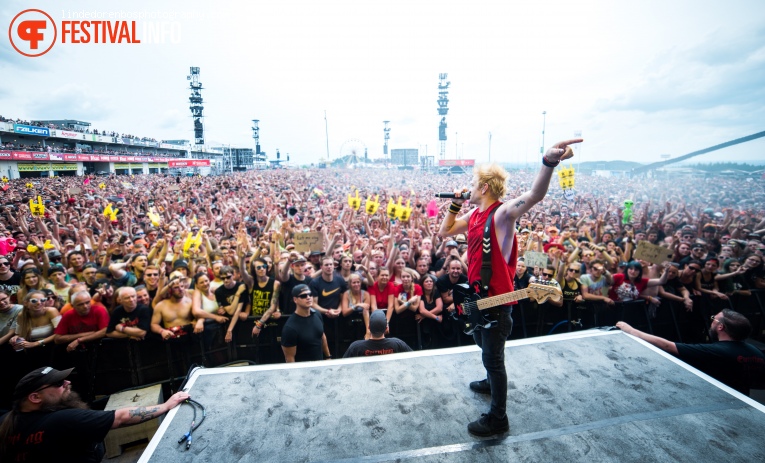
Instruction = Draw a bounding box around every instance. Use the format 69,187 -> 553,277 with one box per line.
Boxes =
452,281 -> 562,335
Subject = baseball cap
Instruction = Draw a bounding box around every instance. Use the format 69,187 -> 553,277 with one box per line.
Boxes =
291,284 -> 310,297
48,264 -> 66,276
369,310 -> 387,336
13,366 -> 73,400
445,240 -> 458,247
309,250 -> 325,257
291,256 -> 307,264
172,259 -> 189,270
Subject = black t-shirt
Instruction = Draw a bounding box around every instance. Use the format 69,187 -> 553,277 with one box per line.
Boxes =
281,309 -> 324,362
676,341 -> 765,394
514,272 -> 531,290
280,274 -> 308,315
561,279 -> 582,302
2,408 -> 115,463
309,274 -> 348,311
435,274 -> 467,298
214,282 -> 249,316
343,337 -> 413,357
107,304 -> 152,333
0,271 -> 21,303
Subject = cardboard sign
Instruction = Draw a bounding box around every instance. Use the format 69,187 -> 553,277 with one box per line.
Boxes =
68,187 -> 82,195
634,241 -> 673,266
293,232 -> 323,253
167,185 -> 181,191
524,251 -> 549,270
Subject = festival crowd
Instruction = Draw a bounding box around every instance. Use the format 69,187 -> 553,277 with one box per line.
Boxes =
0,166 -> 764,406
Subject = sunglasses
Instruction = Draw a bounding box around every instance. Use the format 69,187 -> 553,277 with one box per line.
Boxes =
689,267 -> 701,272
145,273 -> 159,277
296,293 -> 312,299
35,379 -> 66,392
0,262 -> 10,267
567,268 -> 580,273
255,265 -> 267,270
29,297 -> 48,304
543,273 -> 554,277
224,275 -> 234,280
710,315 -> 724,324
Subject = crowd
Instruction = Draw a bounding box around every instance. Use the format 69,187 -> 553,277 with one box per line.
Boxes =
0,165 -> 764,406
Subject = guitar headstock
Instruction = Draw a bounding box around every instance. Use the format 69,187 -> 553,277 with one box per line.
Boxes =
527,282 -> 562,304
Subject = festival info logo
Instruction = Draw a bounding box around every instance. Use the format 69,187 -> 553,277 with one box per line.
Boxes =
8,9 -> 57,57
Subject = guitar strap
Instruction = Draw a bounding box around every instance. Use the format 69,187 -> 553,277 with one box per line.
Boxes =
478,207 -> 498,298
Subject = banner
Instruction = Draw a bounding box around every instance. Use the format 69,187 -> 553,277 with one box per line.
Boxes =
168,159 -> 210,167
438,159 -> 475,167
114,163 -> 131,169
56,130 -> 81,139
0,151 -> 12,159
63,154 -> 78,161
50,163 -> 77,171
13,124 -> 50,137
17,163 -> 51,172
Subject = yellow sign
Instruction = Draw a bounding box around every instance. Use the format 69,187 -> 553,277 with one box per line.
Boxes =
114,163 -> 131,169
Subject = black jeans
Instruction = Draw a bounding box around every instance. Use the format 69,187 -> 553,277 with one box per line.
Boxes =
472,307 -> 513,419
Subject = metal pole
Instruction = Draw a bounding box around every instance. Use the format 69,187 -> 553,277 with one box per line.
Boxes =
488,132 -> 492,162
324,110 -> 330,161
540,111 -> 547,154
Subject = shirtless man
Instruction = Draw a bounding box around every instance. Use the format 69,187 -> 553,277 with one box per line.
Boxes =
151,272 -> 196,341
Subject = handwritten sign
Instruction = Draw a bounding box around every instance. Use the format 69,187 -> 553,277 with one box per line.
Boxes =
167,185 -> 181,192
634,241 -> 673,266
293,232 -> 323,253
524,251 -> 549,270
68,187 -> 82,195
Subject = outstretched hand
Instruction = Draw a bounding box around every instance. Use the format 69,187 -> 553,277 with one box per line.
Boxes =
545,139 -> 583,162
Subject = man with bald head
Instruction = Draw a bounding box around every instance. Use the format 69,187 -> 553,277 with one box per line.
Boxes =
106,287 -> 152,341
54,290 -> 109,352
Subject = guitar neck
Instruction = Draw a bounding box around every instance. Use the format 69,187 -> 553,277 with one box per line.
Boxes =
476,289 -> 529,310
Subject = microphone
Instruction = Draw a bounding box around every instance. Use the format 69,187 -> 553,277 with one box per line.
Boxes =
435,192 -> 471,200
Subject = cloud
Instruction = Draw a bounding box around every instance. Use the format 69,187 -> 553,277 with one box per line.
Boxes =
596,25 -> 765,115
28,84 -> 114,121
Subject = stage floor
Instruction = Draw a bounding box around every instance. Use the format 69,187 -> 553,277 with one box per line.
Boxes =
139,330 -> 765,462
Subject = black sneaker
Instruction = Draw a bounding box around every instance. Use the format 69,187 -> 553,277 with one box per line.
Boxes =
469,379 -> 491,394
467,413 -> 510,437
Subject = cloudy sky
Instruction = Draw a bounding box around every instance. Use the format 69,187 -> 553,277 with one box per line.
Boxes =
2,0 -> 764,165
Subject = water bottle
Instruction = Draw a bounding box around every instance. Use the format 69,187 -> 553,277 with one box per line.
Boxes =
14,337 -> 25,352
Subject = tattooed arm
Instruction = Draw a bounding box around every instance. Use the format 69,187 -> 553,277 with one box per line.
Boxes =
112,391 -> 190,428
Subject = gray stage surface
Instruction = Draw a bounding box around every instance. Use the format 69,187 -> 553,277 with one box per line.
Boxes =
139,330 -> 765,463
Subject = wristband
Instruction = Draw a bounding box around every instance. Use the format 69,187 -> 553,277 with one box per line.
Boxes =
39,340 -> 44,347
542,156 -> 560,168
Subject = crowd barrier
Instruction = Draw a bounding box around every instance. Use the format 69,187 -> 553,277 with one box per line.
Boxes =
1,289 -> 762,409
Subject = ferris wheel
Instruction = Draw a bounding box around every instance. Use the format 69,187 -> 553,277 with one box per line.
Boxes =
339,139 -> 367,166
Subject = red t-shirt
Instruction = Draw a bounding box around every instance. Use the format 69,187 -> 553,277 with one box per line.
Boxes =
608,274 -> 648,302
55,305 -> 109,335
395,283 -> 423,301
369,282 -> 399,310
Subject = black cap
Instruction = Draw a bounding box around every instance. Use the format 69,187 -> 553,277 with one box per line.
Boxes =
172,259 -> 189,269
309,251 -> 325,257
291,284 -> 310,297
13,366 -> 73,400
48,264 -> 66,276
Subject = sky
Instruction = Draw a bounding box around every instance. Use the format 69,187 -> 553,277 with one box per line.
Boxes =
1,0 -> 764,166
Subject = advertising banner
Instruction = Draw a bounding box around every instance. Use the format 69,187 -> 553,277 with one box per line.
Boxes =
12,152 -> 36,160
48,153 -> 64,161
114,163 -> 130,169
63,154 -> 78,161
77,154 -> 93,161
50,163 -> 77,171
17,163 -> 51,172
438,159 -> 475,167
13,124 -> 50,137
0,151 -> 12,159
168,159 -> 210,167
